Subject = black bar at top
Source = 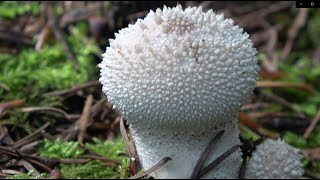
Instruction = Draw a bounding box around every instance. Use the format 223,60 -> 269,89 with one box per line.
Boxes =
296,0 -> 320,8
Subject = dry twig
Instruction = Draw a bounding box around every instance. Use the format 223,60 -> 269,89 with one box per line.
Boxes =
78,94 -> 93,145
0,83 -> 10,91
256,81 -> 316,94
120,117 -> 142,175
21,107 -> 80,121
282,8 -> 309,59
10,122 -> 50,148
304,108 -> 320,139
43,80 -> 101,97
0,100 -> 24,115
128,157 -> 171,179
46,3 -> 79,71
35,25 -> 52,51
0,31 -> 33,46
301,148 -> 320,160
18,159 -> 40,176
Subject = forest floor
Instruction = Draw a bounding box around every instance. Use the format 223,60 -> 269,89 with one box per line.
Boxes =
0,1 -> 320,179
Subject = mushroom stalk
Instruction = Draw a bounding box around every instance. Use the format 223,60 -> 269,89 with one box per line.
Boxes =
99,5 -> 259,179
130,118 -> 242,178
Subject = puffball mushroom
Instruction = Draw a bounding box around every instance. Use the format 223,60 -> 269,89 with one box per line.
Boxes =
99,5 -> 259,179
245,138 -> 304,179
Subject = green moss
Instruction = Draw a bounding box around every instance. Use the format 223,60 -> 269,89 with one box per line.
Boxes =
0,1 -> 40,19
86,138 -> 128,161
0,22 -> 99,130
117,158 -> 131,179
6,171 -> 47,179
284,127 -> 320,149
275,53 -> 320,117
283,131 -> 308,148
239,123 -> 261,141
307,10 -> 320,48
37,138 -> 130,179
59,160 -> 116,179
0,32 -> 97,101
39,139 -> 84,159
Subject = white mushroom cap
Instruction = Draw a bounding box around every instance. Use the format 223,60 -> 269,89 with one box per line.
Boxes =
99,5 -> 259,129
99,4 -> 259,179
245,138 -> 304,179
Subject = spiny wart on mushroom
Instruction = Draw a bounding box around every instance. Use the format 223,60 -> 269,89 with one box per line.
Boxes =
99,4 -> 259,179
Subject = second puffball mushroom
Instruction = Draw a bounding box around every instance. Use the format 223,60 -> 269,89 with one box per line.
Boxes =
99,5 -> 259,179
245,138 -> 304,179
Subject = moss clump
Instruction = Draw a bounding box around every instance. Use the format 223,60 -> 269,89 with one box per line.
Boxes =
39,139 -> 85,159
60,160 -> 116,179
0,22 -> 99,130
86,138 -> 128,161
6,171 -> 47,179
36,138 -> 130,179
117,157 -> 131,179
0,1 -> 40,19
0,24 -> 98,102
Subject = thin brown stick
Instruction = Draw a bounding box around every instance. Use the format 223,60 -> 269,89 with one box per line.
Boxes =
282,8 -> 309,59
128,157 -> 171,179
301,148 -> 320,160
35,25 -> 53,51
304,109 -> 320,139
256,81 -> 316,94
43,80 -> 101,96
59,158 -> 91,164
80,154 -> 120,165
0,100 -> 24,115
78,94 -> 93,145
199,145 -> 241,178
47,3 -> 79,71
191,130 -> 225,179
120,117 -> 141,175
0,31 -> 33,46
241,103 -> 271,111
24,158 -> 53,173
18,159 -> 40,176
19,140 -> 42,153
120,117 -> 133,158
251,24 -> 283,46
264,93 -> 306,118
59,3 -> 102,28
1,170 -> 21,175
0,146 -> 55,172
262,24 -> 280,72
0,83 -> 10,91
50,169 -> 62,179
246,111 -> 288,119
21,107 -> 80,121
0,172 -> 9,178
10,122 -> 50,148
234,1 -> 293,28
